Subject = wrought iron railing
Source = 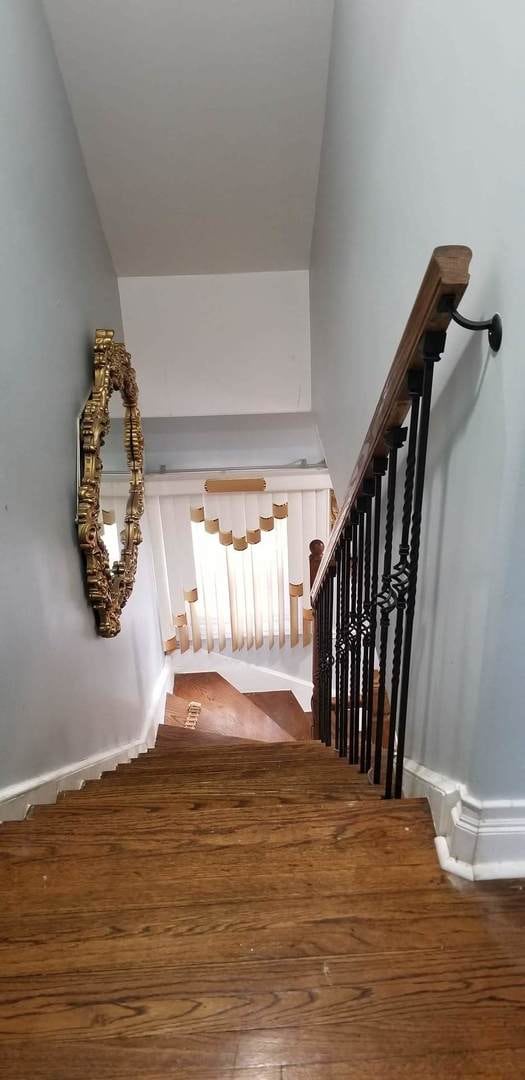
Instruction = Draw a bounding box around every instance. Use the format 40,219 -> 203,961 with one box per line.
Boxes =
310,246 -> 501,797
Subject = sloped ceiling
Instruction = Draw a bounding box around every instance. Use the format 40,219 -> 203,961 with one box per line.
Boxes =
44,0 -> 334,276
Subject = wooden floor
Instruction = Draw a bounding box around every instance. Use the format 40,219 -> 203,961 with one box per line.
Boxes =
1,722 -> 525,1078
244,690 -> 312,741
172,672 -> 295,743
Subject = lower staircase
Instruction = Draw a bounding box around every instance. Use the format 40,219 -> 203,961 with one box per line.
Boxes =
0,679 -> 524,1076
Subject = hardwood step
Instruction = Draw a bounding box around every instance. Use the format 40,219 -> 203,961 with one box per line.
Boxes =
0,847 -> 443,918
2,944 -> 523,1045
2,679 -> 523,1077
2,1040 -> 524,1080
3,876 -> 522,980
93,757 -> 363,782
0,803 -> 433,862
2,1037 -> 523,1080
29,789 -> 381,819
157,727 -> 267,748
165,691 -> 294,744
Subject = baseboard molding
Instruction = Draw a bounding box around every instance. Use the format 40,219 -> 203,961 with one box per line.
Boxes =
0,658 -> 172,822
403,757 -> 525,880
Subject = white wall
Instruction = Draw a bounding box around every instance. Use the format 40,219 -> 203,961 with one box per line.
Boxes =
172,644 -> 312,711
119,271 -> 311,417
104,413 -> 325,473
0,1 -> 166,796
310,0 -> 525,802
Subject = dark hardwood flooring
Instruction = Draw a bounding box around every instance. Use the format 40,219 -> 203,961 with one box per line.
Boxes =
1,720 -> 524,1078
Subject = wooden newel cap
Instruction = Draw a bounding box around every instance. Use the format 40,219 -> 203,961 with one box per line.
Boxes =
309,539 -> 325,557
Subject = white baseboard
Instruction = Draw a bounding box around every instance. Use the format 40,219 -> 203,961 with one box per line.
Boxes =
403,757 -> 525,881
0,658 -> 172,822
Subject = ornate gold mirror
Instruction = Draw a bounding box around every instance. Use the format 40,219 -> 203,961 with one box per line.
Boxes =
77,329 -> 145,637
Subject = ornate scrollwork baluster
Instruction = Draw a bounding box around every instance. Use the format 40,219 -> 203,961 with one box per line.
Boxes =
364,457 -> 388,773
347,511 -> 359,763
373,427 -> 407,784
359,480 -> 374,772
384,370 -> 423,798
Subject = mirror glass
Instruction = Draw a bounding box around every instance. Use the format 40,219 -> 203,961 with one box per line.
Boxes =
100,393 -> 129,568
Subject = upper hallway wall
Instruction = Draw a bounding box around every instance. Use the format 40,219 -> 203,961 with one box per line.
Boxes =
310,0 -> 525,801
118,270 -> 311,417
0,0 -> 165,793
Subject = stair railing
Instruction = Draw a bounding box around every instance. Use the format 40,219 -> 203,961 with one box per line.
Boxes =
310,246 -> 475,797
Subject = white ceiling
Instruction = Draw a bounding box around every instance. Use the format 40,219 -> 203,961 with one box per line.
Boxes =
44,0 -> 334,277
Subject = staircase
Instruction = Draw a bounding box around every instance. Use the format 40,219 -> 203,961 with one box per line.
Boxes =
1,679 -> 524,1076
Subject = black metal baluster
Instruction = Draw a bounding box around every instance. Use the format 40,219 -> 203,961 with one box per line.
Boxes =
373,427 -> 407,784
384,371 -> 422,798
317,585 -> 324,742
359,482 -> 374,771
348,511 -> 358,763
318,583 -> 327,743
352,499 -> 366,764
394,331 -> 445,797
326,563 -> 335,747
321,579 -> 331,745
322,580 -> 330,745
334,545 -> 342,752
365,456 -> 388,773
339,524 -> 351,757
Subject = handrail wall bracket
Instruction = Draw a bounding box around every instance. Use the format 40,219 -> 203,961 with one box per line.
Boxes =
439,293 -> 502,352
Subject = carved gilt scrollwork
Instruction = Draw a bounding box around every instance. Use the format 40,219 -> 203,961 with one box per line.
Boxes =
77,329 -> 144,637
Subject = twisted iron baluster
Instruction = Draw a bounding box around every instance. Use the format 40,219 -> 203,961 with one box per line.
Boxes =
339,525 -> 351,757
317,584 -> 325,743
334,546 -> 342,752
351,505 -> 365,764
348,512 -> 359,763
334,548 -> 343,751
365,456 -> 388,773
384,370 -> 422,798
394,331 -> 445,797
359,483 -> 374,771
373,427 -> 407,784
325,562 -> 335,747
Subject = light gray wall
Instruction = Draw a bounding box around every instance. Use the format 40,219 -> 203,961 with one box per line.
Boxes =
310,0 -> 525,800
0,0 -> 165,791
104,414 -> 325,474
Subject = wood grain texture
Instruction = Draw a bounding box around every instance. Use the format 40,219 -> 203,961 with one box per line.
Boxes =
1,687 -> 525,1077
284,1049 -> 525,1079
312,245 -> 472,599
171,673 -> 295,742
244,691 -> 311,741
164,692 -> 295,744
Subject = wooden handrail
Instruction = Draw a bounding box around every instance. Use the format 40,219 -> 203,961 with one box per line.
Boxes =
311,245 -> 472,603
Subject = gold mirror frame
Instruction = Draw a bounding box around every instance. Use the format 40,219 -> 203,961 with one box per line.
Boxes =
77,329 -> 145,637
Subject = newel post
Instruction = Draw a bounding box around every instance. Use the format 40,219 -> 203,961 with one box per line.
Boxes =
310,539 -> 324,739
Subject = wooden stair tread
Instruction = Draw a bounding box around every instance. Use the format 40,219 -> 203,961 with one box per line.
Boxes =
158,720 -> 268,744
164,692 -> 294,744
1,678 -> 523,1076
2,1042 -> 524,1080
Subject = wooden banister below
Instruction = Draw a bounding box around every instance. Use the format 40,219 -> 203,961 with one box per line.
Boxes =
312,244 -> 472,602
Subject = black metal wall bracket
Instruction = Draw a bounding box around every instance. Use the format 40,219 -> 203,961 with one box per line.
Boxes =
450,307 -> 502,352
439,294 -> 502,352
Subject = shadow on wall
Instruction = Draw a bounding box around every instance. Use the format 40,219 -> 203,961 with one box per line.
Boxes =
405,321 -> 506,786
471,404 -> 525,799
